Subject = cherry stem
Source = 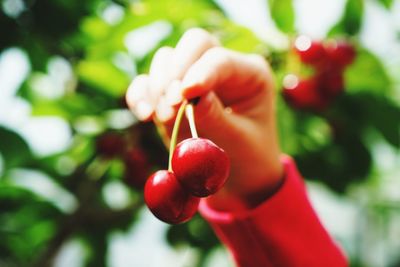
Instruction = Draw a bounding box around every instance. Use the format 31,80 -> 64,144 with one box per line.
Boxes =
168,100 -> 188,172
185,103 -> 198,139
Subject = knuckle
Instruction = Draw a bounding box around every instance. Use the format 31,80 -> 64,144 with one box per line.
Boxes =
249,53 -> 269,74
153,46 -> 173,59
203,47 -> 231,66
181,28 -> 219,48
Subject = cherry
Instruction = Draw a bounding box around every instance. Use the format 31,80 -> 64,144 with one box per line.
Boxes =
282,74 -> 327,111
284,37 -> 356,111
326,40 -> 356,67
95,132 -> 125,158
172,138 -> 230,197
294,35 -> 326,66
123,148 -> 151,190
144,170 -> 200,224
317,70 -> 344,98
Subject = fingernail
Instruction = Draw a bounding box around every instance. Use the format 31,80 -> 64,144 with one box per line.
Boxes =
135,101 -> 153,120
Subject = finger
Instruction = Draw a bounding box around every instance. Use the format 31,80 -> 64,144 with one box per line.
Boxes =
148,46 -> 174,103
180,47 -> 273,107
191,92 -> 243,152
126,74 -> 153,121
164,79 -> 183,106
169,28 -> 219,80
155,95 -> 175,123
154,28 -> 219,124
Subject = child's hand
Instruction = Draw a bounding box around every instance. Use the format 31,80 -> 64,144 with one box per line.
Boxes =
126,28 -> 283,210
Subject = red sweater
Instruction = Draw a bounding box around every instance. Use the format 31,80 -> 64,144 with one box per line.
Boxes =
199,156 -> 348,267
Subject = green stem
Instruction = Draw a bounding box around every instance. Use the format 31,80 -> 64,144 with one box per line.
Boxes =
185,103 -> 198,138
168,100 -> 188,171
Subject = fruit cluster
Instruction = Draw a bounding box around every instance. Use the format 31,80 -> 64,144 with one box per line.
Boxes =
95,123 -> 167,190
144,101 -> 230,224
282,35 -> 356,111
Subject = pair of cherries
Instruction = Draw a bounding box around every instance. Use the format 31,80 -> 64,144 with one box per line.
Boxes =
283,35 -> 356,111
144,101 -> 230,224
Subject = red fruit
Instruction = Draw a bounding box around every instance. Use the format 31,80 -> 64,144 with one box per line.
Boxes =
123,148 -> 151,190
294,35 -> 326,65
282,74 -> 328,111
96,132 -> 125,158
144,170 -> 200,224
172,138 -> 230,197
317,70 -> 344,98
326,40 -> 356,67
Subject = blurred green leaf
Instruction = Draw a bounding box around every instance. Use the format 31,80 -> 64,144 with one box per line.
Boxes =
0,186 -> 60,264
220,22 -> 263,53
0,10 -> 19,51
77,59 -> 130,97
80,17 -> 111,41
0,127 -> 32,170
345,49 -> 391,93
296,133 -> 372,193
268,0 -> 295,33
30,93 -> 111,120
167,215 -> 218,249
376,0 -> 394,9
357,93 -> 400,148
329,0 -> 364,36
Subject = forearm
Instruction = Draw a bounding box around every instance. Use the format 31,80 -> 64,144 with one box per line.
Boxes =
199,156 -> 348,267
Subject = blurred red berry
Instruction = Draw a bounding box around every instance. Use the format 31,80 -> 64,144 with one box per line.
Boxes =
123,148 -> 151,190
294,35 -> 326,66
282,74 -> 328,111
317,70 -> 345,98
326,40 -> 356,67
96,132 -> 125,158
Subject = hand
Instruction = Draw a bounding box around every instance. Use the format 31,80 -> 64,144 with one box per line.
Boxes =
126,28 -> 283,210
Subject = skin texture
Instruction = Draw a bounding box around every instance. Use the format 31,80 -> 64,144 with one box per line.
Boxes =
126,28 -> 284,211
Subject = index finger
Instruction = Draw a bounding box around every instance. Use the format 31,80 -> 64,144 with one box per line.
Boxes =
180,48 -> 273,107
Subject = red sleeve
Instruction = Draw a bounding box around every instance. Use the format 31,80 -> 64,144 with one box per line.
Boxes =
198,155 -> 348,267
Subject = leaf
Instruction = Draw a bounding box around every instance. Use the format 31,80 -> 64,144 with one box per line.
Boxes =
268,0 -> 295,33
345,49 -> 391,94
0,127 -> 32,170
220,22 -> 263,53
358,93 -> 400,148
77,59 -> 130,97
296,133 -> 372,193
30,93 -> 111,120
377,0 -> 394,9
328,0 -> 364,36
0,186 -> 60,264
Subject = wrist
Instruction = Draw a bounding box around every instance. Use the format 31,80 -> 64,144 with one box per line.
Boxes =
239,171 -> 285,208
206,159 -> 285,211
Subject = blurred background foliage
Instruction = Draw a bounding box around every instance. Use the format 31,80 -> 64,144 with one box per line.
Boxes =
0,0 -> 399,266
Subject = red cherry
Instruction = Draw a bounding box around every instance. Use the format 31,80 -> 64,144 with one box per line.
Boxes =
123,148 -> 151,190
317,70 -> 344,98
95,132 -> 125,158
282,74 -> 328,111
326,40 -> 356,67
144,170 -> 200,224
172,138 -> 230,197
294,35 -> 326,66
